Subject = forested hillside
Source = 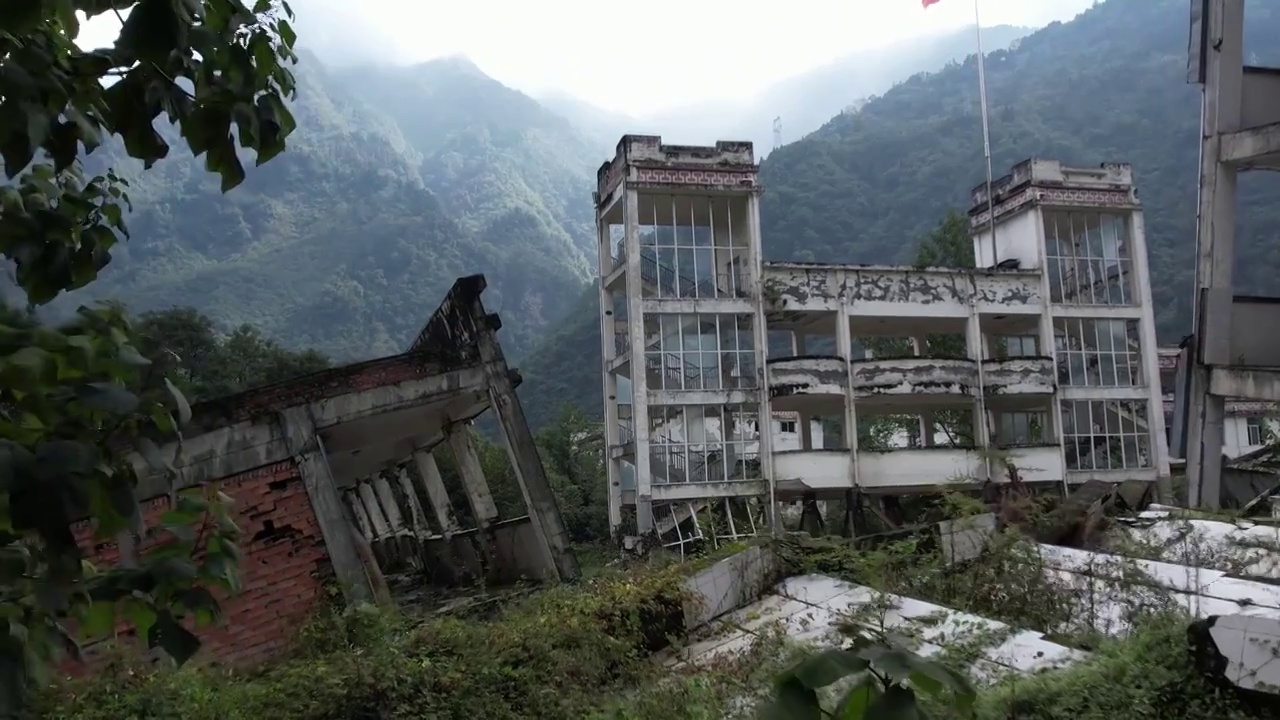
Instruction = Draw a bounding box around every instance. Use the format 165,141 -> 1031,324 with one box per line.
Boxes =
519,0 -> 1280,427
761,0 -> 1280,340
58,51 -> 598,360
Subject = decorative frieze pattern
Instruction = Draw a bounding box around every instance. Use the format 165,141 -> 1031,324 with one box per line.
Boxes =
970,186 -> 1137,229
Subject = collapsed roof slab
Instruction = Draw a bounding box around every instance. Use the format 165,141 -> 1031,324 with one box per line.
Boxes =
123,274 -> 579,600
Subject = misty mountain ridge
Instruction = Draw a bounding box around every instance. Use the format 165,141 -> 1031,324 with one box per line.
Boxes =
55,50 -> 600,360
542,23 -> 1031,157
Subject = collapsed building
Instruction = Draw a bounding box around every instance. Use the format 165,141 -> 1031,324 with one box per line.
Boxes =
74,275 -> 578,666
594,135 -> 1172,549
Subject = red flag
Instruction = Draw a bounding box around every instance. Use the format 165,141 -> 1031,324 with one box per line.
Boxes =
922,0 -> 942,7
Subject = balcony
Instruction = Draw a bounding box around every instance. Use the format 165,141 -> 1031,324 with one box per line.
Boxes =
857,448 -> 985,491
773,449 -> 853,497
767,356 -> 847,399
851,357 -> 978,400
1000,445 -> 1065,484
856,445 -> 1066,491
982,357 -> 1056,396
761,263 -> 1043,316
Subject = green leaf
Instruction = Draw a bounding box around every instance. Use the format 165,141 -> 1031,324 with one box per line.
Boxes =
148,611 -> 201,665
137,436 -> 172,473
123,598 -> 157,639
117,343 -> 152,367
117,0 -> 185,65
81,601 -> 116,639
864,684 -> 921,720
79,382 -> 140,415
278,19 -> 297,48
5,346 -> 49,374
176,587 -> 221,626
165,377 -> 191,425
0,0 -> 43,35
836,679 -> 881,720
793,648 -> 871,689
760,676 -> 823,720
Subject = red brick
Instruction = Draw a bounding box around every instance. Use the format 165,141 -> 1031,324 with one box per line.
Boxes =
65,460 -> 330,673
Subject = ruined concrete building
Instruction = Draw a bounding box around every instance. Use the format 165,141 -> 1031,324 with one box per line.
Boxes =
75,276 -> 578,666
594,135 -> 1170,547
1159,347 -> 1276,461
1178,0 -> 1280,509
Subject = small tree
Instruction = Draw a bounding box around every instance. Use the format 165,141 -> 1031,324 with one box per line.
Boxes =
0,0 -> 299,711
759,625 -> 975,719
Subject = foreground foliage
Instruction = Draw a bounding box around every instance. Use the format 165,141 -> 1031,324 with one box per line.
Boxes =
0,0 -> 301,710
37,563 -> 733,720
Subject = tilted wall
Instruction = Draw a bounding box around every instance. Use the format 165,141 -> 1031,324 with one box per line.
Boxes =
70,459 -> 331,669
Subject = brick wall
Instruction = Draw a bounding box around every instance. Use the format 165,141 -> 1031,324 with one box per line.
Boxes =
69,459 -> 332,669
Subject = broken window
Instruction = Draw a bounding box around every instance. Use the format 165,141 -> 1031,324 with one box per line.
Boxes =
637,194 -> 751,300
644,313 -> 756,391
995,411 -> 1047,446
647,405 -> 761,484
1043,210 -> 1133,305
1053,317 -> 1142,387
995,334 -> 1040,358
1247,416 -> 1266,446
1060,399 -> 1150,470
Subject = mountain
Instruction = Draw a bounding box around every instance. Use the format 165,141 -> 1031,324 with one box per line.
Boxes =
59,52 -> 599,360
549,25 -> 1030,157
538,91 -> 638,152
518,0 -> 1280,426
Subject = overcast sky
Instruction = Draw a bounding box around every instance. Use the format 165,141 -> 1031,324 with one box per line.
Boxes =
81,0 -> 1098,116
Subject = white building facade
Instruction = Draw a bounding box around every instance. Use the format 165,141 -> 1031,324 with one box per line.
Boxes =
595,137 -> 1171,545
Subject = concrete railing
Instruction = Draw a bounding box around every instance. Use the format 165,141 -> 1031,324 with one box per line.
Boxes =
851,357 -> 978,398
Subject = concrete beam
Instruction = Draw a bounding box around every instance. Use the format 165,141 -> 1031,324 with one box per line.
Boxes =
132,365 -> 492,501
650,480 -> 769,503
1210,366 -> 1280,402
1219,121 -> 1280,167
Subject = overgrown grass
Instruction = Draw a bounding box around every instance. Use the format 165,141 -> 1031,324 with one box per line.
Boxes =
39,501 -> 1279,719
38,562 -> 704,720
973,614 -> 1260,720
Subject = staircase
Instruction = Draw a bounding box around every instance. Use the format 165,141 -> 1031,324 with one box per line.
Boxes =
612,244 -> 748,300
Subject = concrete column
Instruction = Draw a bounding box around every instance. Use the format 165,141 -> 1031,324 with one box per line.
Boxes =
447,423 -> 499,527
357,481 -> 391,540
799,413 -> 814,451
749,191 -> 778,531
412,449 -> 460,536
1187,0 -> 1243,509
597,212 -> 625,536
836,296 -> 859,495
795,333 -> 807,355
278,407 -> 378,603
372,472 -> 407,535
966,311 -> 992,480
395,466 -> 431,538
914,334 -> 934,447
345,489 -> 375,542
468,310 -> 580,582
1130,210 -> 1174,502
620,188 -> 654,534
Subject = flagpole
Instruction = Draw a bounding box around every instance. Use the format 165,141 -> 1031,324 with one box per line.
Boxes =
973,0 -> 998,266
